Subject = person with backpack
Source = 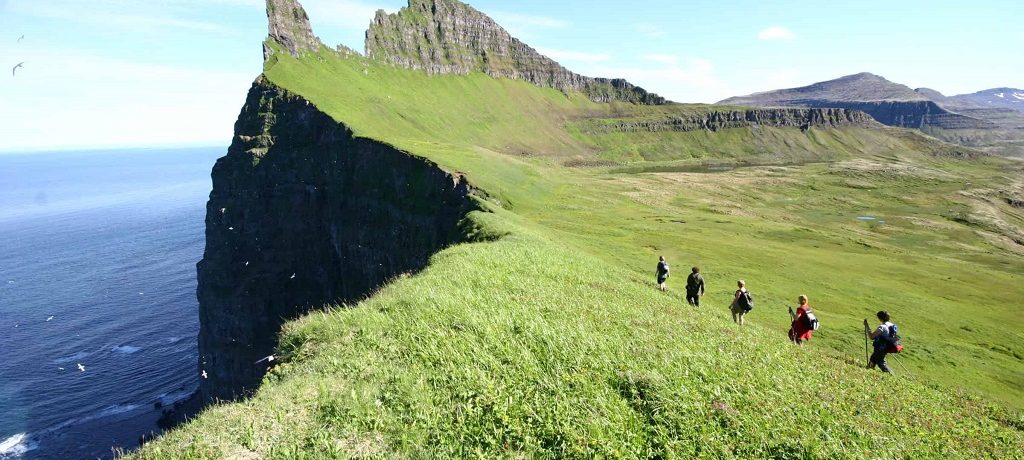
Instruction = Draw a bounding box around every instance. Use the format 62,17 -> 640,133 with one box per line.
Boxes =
685,267 -> 705,307
656,256 -> 670,292
864,311 -> 899,373
788,295 -> 817,345
730,280 -> 752,325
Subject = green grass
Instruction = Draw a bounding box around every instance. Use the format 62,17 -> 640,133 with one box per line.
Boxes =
132,45 -> 1024,458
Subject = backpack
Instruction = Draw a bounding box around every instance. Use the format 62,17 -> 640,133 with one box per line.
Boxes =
886,324 -> 903,353
737,291 -> 753,312
802,310 -> 820,331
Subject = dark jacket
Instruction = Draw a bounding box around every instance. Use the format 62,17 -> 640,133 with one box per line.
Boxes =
686,272 -> 705,294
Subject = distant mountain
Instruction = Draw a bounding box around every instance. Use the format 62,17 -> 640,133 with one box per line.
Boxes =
718,72 -> 986,131
948,88 -> 1024,112
720,72 -> 927,105
719,73 -> 1024,157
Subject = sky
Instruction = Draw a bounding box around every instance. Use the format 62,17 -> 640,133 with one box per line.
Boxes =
0,0 -> 1021,152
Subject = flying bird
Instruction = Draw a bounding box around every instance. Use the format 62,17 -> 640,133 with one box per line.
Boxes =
201,370 -> 208,379
46,316 -> 55,322
18,35 -> 25,43
12,62 -> 24,77
77,363 -> 86,372
254,354 -> 276,364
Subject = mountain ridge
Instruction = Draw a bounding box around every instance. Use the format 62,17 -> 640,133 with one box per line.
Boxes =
719,72 -> 1024,157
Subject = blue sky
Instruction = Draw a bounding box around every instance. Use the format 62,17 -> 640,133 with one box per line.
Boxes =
1,0 -> 1021,151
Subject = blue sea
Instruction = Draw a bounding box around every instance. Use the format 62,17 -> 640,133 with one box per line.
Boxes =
0,147 -> 223,459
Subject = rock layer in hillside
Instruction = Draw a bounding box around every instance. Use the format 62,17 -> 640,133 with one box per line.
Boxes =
265,0 -> 322,58
197,76 -> 477,402
577,107 -> 875,134
717,72 -> 1000,136
365,0 -> 665,104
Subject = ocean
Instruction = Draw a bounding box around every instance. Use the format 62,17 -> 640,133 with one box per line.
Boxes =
0,147 -> 223,459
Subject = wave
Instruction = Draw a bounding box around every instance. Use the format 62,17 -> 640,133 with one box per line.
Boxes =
0,433 -> 38,458
157,388 -> 195,406
111,345 -> 142,354
52,351 -> 90,364
0,403 -> 144,457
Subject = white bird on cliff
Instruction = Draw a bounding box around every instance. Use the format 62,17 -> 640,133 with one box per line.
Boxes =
201,370 -> 208,379
254,354 -> 276,364
12,62 -> 24,77
77,363 -> 86,372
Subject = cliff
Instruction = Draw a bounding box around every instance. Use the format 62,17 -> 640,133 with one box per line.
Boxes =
365,0 -> 665,104
263,0 -> 321,58
718,73 -> 995,131
577,107 -> 874,134
196,75 -> 477,402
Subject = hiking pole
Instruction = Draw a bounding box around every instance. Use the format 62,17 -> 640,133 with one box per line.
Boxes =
863,319 -> 870,368
890,355 -> 915,380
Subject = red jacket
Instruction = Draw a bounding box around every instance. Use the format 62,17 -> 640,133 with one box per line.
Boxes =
789,306 -> 814,341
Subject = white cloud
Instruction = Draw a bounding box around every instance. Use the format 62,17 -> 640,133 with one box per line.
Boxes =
490,11 -> 570,29
758,26 -> 796,41
6,0 -> 238,34
303,0 -> 394,32
0,46 -> 256,151
584,55 -> 732,103
535,47 -> 610,63
635,23 -> 666,39
643,54 -> 679,66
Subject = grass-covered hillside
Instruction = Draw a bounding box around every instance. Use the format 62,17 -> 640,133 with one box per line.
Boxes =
133,44 -> 1024,458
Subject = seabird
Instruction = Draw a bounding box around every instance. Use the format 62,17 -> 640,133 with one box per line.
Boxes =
254,354 -> 276,364
290,273 -> 296,279
46,316 -> 55,322
201,370 -> 208,379
77,363 -> 86,372
17,35 -> 24,43
12,62 -> 24,77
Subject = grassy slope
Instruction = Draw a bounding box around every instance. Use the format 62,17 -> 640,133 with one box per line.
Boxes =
134,48 -> 1024,457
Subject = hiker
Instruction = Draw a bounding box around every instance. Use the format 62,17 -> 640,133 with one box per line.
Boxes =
656,256 -> 670,292
788,295 -> 815,345
865,311 -> 896,373
730,280 -> 752,325
685,267 -> 705,306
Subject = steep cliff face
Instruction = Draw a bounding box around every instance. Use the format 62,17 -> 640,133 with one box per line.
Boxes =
197,76 -> 476,402
365,0 -> 665,104
819,100 -> 994,130
264,0 -> 321,58
577,107 -> 874,134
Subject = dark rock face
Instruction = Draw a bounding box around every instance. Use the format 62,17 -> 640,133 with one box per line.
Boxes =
718,73 -> 996,131
578,108 -> 874,134
365,0 -> 665,105
197,76 -> 475,402
265,0 -> 321,58
837,100 -> 995,130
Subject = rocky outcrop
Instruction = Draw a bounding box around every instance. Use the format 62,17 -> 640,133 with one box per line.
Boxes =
197,76 -> 477,402
577,108 -> 874,134
718,73 -> 999,133
825,100 -> 995,130
264,0 -> 322,59
365,0 -> 665,104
